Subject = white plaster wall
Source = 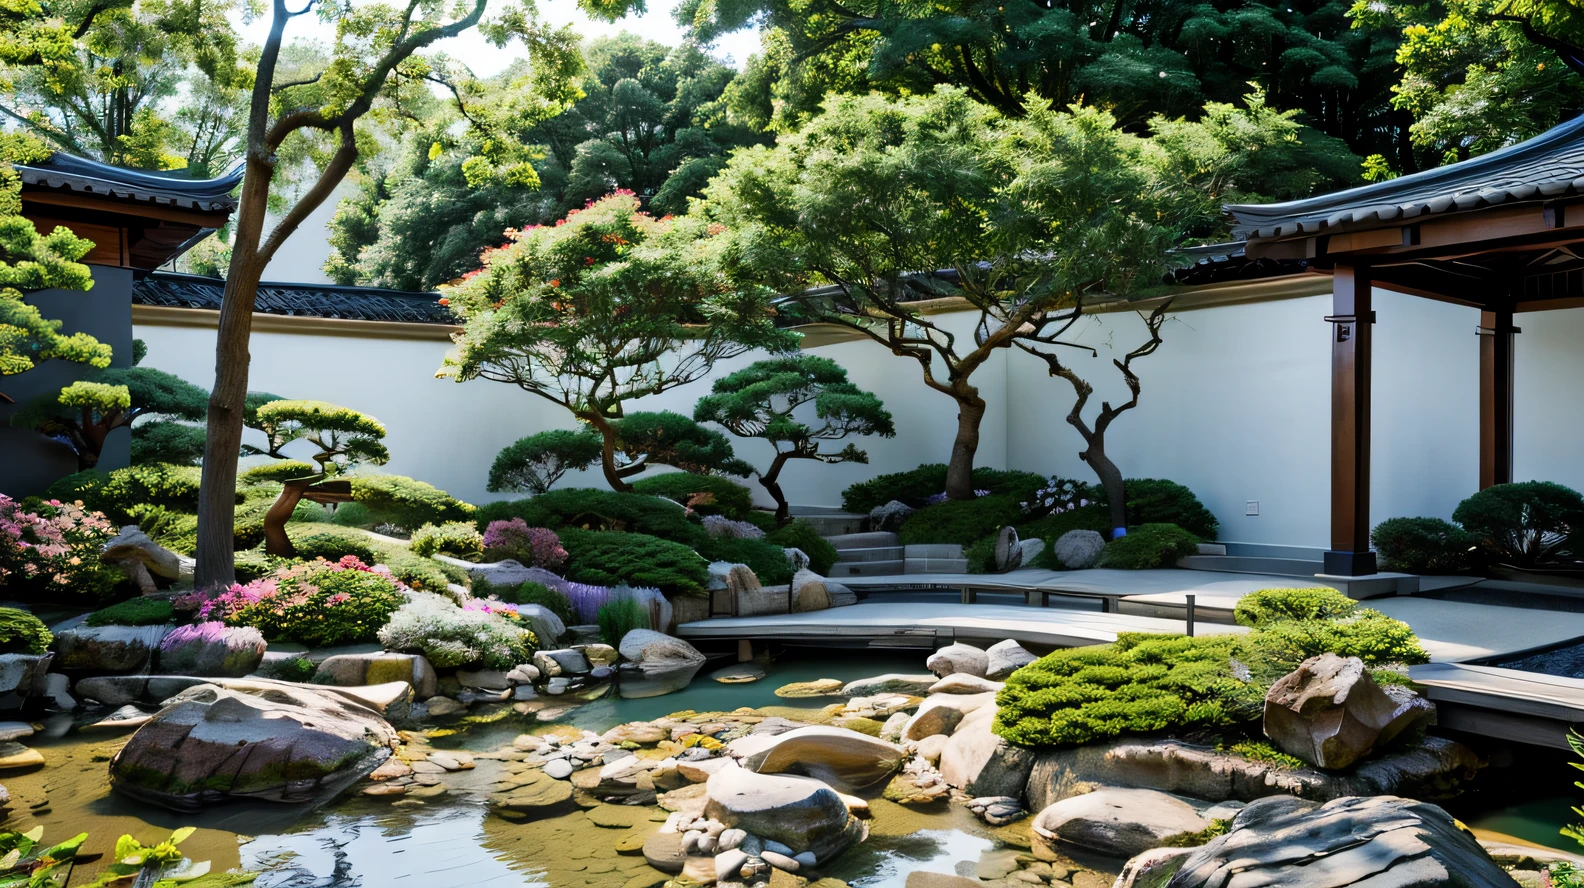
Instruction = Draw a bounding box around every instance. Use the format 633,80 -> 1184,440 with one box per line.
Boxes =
1514,308 -> 1584,493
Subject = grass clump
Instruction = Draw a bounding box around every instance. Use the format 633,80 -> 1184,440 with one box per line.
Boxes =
86,598 -> 175,627
1222,740 -> 1307,770
994,588 -> 1429,749
597,593 -> 652,646
496,581 -> 575,627
1159,819 -> 1231,848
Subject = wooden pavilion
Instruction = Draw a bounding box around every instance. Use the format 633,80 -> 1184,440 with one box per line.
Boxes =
1220,115 -> 1584,576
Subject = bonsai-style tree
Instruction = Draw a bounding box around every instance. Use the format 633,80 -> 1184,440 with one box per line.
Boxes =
703,89 -> 1176,503
0,144 -> 105,404
695,355 -> 895,521
245,399 -> 389,476
441,193 -> 798,491
489,428 -> 605,495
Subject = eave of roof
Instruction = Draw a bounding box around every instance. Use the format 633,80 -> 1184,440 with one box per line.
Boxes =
1225,113 -> 1584,241
133,272 -> 453,325
16,154 -> 243,213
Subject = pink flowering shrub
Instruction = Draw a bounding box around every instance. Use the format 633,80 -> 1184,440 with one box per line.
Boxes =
0,495 -> 123,600
197,555 -> 408,647
482,519 -> 567,570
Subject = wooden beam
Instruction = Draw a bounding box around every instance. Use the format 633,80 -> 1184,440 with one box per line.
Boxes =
1326,263 -> 1377,576
19,189 -> 232,228
1479,306 -> 1517,489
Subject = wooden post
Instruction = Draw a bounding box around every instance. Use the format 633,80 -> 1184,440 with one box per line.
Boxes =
1325,264 -> 1377,576
1479,306 -> 1517,490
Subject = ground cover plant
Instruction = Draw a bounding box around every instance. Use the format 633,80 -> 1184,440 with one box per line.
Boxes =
699,536 -> 793,585
86,598 -> 175,627
842,465 -> 1046,514
897,495 -> 1025,546
995,587 -> 1428,748
410,521 -> 484,559
378,592 -> 535,669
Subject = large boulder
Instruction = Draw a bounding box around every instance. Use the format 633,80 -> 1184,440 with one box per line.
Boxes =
464,559 -> 541,589
985,639 -> 1036,680
709,562 -> 761,598
617,629 -> 706,698
927,643 -> 989,678
1031,787 -> 1212,859
993,526 -> 1022,572
0,654 -> 54,710
903,692 -> 995,741
792,570 -> 856,610
1151,795 -> 1520,888
514,604 -> 565,646
1052,530 -> 1105,570
110,681 -> 397,810
156,623 -> 266,678
53,625 -> 169,674
869,501 -> 914,533
314,653 -> 438,699
703,765 -> 866,862
939,703 -> 1035,797
1264,653 -> 1434,770
733,725 -> 904,789
843,674 -> 940,697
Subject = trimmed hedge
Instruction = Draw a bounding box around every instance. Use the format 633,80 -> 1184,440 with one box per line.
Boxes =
1233,586 -> 1359,628
699,536 -> 793,585
1123,479 -> 1219,541
477,488 -> 708,547
559,528 -> 710,597
842,464 -> 1046,513
241,461 -> 319,484
350,474 -> 474,531
995,587 -> 1429,748
897,495 -> 1024,546
765,519 -> 839,576
1098,523 -> 1201,569
1371,517 -> 1477,574
632,473 -> 754,519
1452,481 -> 1584,566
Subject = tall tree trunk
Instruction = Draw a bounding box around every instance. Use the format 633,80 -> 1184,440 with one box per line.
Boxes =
759,451 -> 793,523
944,394 -> 986,501
194,165 -> 271,589
1079,432 -> 1128,536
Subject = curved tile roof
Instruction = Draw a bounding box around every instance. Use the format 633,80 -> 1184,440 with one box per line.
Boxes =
1226,113 -> 1584,240
16,154 -> 243,212
134,272 -> 455,324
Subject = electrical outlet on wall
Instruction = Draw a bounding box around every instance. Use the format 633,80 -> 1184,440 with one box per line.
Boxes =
1246,501 -> 1260,516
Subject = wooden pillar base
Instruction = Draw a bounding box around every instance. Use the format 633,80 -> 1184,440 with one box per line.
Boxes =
1323,550 -> 1378,577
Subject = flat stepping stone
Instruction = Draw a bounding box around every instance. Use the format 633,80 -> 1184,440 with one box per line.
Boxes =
0,723 -> 34,742
0,743 -> 43,771
710,663 -> 766,684
493,773 -> 573,816
588,804 -> 655,828
615,828 -> 653,853
774,679 -> 845,698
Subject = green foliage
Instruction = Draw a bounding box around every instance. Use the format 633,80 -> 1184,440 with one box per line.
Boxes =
86,598 -> 175,627
964,534 -> 998,574
488,428 -> 603,495
1371,517 -> 1478,574
241,461 -> 321,484
248,400 -> 390,474
1452,481 -> 1584,567
1098,523 -> 1202,570
232,484 -> 280,551
1224,741 -> 1307,771
0,608 -> 51,655
287,528 -> 377,564
765,519 -> 839,576
613,412 -> 752,477
233,548 -> 294,583
1023,507 -> 1112,568
95,463 -> 204,523
744,511 -> 779,533
410,521 -> 484,559
376,547 -> 464,593
559,528 -> 711,597
995,601 -> 1429,748
12,365 -> 209,470
130,420 -> 207,466
597,595 -> 652,647
498,581 -> 574,627
42,469 -> 108,507
699,536 -> 792,585
633,472 -> 754,519
1564,729 -> 1584,852
477,487 -> 707,546
1123,479 -> 1219,541
273,657 -> 318,683
329,502 -> 374,528
128,504 -> 199,557
209,559 -> 407,647
897,495 -> 1023,546
1234,587 -> 1360,629
350,475 -> 474,532
1159,819 -> 1231,848
378,593 -> 536,670
843,464 -> 1045,513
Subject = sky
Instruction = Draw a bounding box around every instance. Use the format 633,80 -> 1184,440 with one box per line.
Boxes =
233,0 -> 763,75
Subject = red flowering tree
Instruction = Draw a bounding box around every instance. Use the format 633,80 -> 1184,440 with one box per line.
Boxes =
439,193 -> 798,491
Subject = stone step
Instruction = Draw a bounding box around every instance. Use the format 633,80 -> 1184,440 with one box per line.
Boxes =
903,543 -> 964,559
787,511 -> 867,537
836,546 -> 906,563
828,559 -> 906,578
1178,555 -> 1326,577
905,558 -> 970,575
827,531 -> 900,550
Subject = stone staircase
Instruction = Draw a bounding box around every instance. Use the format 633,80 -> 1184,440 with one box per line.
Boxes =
823,532 -> 968,578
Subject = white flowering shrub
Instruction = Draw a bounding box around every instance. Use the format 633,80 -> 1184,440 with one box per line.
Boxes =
1021,477 -> 1090,518
377,592 -> 534,669
701,514 -> 765,540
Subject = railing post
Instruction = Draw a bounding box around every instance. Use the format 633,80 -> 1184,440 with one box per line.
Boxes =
1186,594 -> 1196,637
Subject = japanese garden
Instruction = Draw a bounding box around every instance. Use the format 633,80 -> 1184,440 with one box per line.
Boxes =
5,1 -> 1584,886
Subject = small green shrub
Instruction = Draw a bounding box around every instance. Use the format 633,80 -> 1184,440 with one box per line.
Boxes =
290,500 -> 330,523
499,581 -> 575,627
350,474 -> 474,531
744,511 -> 779,533
765,519 -> 839,575
597,594 -> 652,646
289,528 -> 377,564
377,549 -> 462,592
633,473 -> 754,519
477,488 -> 708,546
124,504 -> 199,555
330,502 -> 374,528
378,593 -> 535,669
1255,609 -> 1429,666
897,495 -> 1023,546
272,657 -> 318,682
1233,587 -> 1359,628
234,548 -> 297,583
1098,523 -> 1201,569
241,460 -> 320,484
559,528 -> 710,596
42,469 -> 110,510
1159,819 -> 1231,848
699,536 -> 792,585
410,521 -> 484,559
1371,517 -> 1477,574
1452,481 -> 1584,566
842,464 -> 1046,512
86,598 -> 175,627
0,608 -> 52,655
96,463 -> 204,522
1123,479 -> 1219,540
965,534 -> 997,574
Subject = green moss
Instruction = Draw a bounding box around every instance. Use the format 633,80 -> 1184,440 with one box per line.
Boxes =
0,608 -> 51,655
1159,819 -> 1231,848
86,598 -> 175,627
632,473 -> 754,519
765,519 -> 839,576
1222,740 -> 1306,770
1097,523 -> 1201,569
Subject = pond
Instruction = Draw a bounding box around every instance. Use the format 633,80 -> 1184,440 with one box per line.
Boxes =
8,648 -> 1582,886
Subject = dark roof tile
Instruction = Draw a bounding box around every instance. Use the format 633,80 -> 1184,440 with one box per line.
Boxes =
17,154 -> 243,213
133,272 -> 454,324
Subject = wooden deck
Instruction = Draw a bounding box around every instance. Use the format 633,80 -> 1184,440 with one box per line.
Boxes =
1409,662 -> 1584,749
